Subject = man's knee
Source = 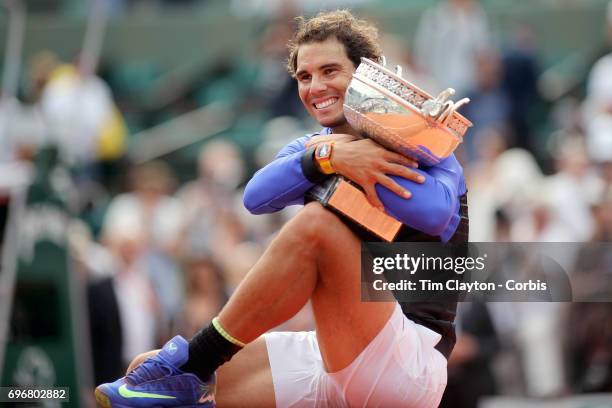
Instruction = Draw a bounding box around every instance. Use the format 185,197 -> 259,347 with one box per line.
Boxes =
290,202 -> 343,243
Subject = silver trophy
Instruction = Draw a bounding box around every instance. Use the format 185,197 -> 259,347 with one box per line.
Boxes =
308,57 -> 473,241
344,57 -> 472,165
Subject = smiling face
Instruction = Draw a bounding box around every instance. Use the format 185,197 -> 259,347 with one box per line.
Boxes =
295,37 -> 356,131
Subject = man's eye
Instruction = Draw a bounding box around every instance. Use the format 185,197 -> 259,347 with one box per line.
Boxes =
324,69 -> 337,75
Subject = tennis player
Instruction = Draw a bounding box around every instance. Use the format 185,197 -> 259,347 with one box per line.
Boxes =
96,9 -> 468,408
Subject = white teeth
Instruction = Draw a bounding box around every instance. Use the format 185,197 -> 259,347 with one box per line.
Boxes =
314,98 -> 338,109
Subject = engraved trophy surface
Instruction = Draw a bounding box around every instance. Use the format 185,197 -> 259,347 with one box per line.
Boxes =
344,57 -> 472,166
308,57 -> 472,241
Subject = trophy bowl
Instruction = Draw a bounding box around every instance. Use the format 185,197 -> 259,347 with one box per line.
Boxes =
343,58 -> 472,166
308,58 -> 474,241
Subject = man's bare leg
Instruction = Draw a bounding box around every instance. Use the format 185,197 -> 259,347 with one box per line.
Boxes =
124,202 -> 393,406
218,202 -> 395,372
215,338 -> 274,407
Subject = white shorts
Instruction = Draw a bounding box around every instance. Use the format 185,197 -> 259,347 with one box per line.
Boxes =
264,303 -> 447,408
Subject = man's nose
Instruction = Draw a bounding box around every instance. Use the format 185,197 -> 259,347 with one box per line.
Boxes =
310,75 -> 327,94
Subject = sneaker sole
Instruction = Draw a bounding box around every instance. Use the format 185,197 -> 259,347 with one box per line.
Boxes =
94,388 -> 113,408
94,387 -> 213,408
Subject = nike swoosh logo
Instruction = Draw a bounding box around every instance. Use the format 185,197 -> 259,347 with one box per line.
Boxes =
118,384 -> 177,399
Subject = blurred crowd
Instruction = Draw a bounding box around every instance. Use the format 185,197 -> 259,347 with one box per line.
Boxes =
1,0 -> 611,406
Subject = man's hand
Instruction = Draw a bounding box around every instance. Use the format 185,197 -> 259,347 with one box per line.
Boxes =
305,133 -> 358,149
331,138 -> 423,210
125,349 -> 160,375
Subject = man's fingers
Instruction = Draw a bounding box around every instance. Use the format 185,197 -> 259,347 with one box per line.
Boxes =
306,134 -> 358,148
382,163 -> 425,184
384,151 -> 418,168
305,135 -> 329,148
363,185 -> 384,211
378,175 -> 412,199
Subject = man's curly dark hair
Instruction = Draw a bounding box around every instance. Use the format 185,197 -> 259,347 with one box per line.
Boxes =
286,9 -> 382,77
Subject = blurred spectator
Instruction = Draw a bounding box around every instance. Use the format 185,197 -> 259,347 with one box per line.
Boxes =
0,51 -> 56,236
36,51 -> 128,184
583,1 -> 612,167
414,0 -> 493,97
104,161 -> 184,252
511,192 -> 566,243
69,220 -> 124,384
542,137 -> 602,241
380,33 -> 439,94
220,241 -> 263,294
467,134 -> 544,241
177,256 -> 228,338
440,301 -> 500,408
0,100 -> 38,242
590,188 -> 612,241
565,300 -> 612,393
565,192 -> 612,393
254,116 -> 305,170
177,139 -> 246,260
87,272 -> 124,383
516,302 -> 566,397
100,212 -> 159,367
0,51 -> 55,163
462,50 -> 512,162
251,17 -> 304,119
465,128 -> 507,241
583,53 -> 612,160
102,161 -> 185,341
486,221 -> 526,395
501,25 -> 541,152
208,208 -> 249,264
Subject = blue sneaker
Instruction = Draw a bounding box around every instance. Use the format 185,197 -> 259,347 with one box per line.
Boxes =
95,336 -> 215,408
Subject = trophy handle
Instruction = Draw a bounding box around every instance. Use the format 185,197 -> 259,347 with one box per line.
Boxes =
440,97 -> 471,126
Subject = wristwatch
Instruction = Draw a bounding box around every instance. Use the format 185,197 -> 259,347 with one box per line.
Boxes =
314,142 -> 336,174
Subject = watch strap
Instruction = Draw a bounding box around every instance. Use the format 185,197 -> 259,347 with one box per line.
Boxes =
301,147 -> 328,183
315,142 -> 336,175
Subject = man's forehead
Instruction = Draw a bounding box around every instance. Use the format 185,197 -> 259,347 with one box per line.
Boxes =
295,60 -> 345,76
295,40 -> 350,70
